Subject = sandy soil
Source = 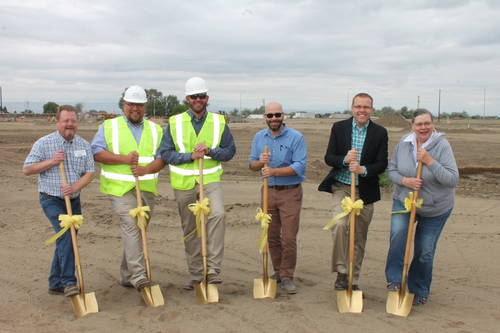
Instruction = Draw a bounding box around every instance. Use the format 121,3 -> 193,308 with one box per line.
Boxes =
0,118 -> 499,333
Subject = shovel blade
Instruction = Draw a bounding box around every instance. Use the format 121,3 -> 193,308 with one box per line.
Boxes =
71,292 -> 99,318
386,290 -> 414,317
253,278 -> 277,299
336,290 -> 363,313
195,282 -> 219,304
141,284 -> 165,307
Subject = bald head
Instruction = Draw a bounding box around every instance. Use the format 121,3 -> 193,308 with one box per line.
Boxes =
264,101 -> 285,133
265,102 -> 283,114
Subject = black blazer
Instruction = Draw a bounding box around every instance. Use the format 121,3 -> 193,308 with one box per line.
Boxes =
318,117 -> 388,204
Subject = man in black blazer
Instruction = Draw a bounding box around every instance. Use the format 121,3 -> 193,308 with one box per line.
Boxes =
318,92 -> 388,291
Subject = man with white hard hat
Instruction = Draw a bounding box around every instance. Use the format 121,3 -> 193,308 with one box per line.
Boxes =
156,77 -> 236,290
91,85 -> 164,291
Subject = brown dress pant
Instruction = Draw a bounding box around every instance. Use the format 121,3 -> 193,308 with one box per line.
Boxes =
267,184 -> 303,280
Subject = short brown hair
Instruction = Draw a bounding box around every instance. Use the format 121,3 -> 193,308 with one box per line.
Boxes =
56,105 -> 77,120
352,93 -> 373,108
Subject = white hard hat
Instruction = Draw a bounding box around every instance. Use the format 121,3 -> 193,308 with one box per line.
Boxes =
185,77 -> 208,96
123,85 -> 147,104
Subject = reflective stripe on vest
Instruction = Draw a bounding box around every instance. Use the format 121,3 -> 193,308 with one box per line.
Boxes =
169,164 -> 222,176
101,169 -> 158,182
100,117 -> 162,196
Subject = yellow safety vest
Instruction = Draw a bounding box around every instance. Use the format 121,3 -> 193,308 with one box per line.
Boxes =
169,111 -> 225,190
100,116 -> 163,196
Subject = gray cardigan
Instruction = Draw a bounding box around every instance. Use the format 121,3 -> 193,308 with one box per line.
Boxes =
388,132 -> 459,217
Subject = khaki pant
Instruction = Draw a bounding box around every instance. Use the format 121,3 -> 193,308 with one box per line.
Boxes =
330,182 -> 374,284
174,182 -> 225,281
268,185 -> 303,280
110,190 -> 155,288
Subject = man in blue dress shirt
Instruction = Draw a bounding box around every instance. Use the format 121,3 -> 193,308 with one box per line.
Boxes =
248,102 -> 307,294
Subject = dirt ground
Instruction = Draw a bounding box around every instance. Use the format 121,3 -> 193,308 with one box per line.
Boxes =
0,117 -> 499,333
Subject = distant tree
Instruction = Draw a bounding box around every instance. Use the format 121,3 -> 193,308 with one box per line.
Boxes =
21,109 -> 34,114
43,101 -> 59,114
144,89 -> 164,117
0,106 -> 8,113
75,103 -> 84,113
170,104 -> 189,117
229,108 -> 239,116
165,95 -> 180,116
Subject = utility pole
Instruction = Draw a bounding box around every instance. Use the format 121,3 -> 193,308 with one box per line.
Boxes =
0,86 -> 3,111
417,96 -> 420,109
239,92 -> 242,113
483,88 -> 486,118
438,89 -> 441,122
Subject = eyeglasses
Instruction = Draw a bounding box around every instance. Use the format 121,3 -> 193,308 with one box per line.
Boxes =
265,112 -> 283,119
188,93 -> 207,100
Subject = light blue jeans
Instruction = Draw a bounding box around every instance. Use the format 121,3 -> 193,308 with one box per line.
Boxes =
385,199 -> 452,297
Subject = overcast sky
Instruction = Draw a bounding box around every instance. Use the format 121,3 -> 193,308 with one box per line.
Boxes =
1,0 -> 499,115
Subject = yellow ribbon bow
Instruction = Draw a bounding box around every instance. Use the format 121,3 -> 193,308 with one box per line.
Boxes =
45,214 -> 83,245
392,192 -> 423,214
183,197 -> 211,241
322,196 -> 364,230
129,205 -> 151,229
255,207 -> 272,253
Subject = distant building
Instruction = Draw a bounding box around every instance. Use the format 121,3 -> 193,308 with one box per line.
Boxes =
293,111 -> 315,119
247,114 -> 264,119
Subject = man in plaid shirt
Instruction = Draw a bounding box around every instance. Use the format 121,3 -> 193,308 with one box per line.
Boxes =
319,93 -> 388,291
23,105 -> 95,297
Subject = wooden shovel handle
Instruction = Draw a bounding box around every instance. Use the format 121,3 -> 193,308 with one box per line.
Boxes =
135,176 -> 152,279
59,162 -> 84,294
400,161 -> 423,291
199,159 -> 208,258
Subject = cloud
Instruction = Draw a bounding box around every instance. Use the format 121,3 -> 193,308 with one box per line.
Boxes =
0,0 -> 499,115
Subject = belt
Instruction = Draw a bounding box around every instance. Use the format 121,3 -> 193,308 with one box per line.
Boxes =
268,184 -> 300,191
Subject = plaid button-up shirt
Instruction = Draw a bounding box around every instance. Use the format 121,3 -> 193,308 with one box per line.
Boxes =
24,131 -> 95,198
334,119 -> 368,185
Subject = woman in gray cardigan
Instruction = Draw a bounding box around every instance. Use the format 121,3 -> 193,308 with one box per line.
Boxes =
385,109 -> 459,306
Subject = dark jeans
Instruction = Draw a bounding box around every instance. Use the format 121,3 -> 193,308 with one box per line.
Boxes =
385,199 -> 452,297
39,193 -> 80,288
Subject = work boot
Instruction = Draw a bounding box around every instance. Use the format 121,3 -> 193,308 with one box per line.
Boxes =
334,273 -> 348,290
387,282 -> 401,291
281,278 -> 297,294
48,286 -> 64,295
64,284 -> 80,297
270,273 -> 281,283
135,278 -> 154,291
413,296 -> 428,305
183,279 -> 201,291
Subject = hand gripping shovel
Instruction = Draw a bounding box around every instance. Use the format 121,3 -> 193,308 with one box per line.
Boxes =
386,161 -> 423,317
336,172 -> 363,313
59,163 -> 98,318
195,158 -> 219,304
253,146 -> 277,299
134,177 -> 165,307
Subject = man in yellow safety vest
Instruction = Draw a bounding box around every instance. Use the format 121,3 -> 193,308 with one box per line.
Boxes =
91,85 -> 164,291
157,77 -> 236,290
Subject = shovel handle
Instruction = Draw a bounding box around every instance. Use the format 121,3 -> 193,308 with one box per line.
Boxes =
347,172 -> 357,293
59,162 -> 85,294
135,177 -> 152,280
400,161 -> 423,291
198,158 -> 208,257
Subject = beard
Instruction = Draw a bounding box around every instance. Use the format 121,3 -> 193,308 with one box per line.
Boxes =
266,119 -> 283,131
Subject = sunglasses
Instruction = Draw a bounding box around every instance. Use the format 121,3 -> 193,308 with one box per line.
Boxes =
188,93 -> 207,100
265,112 -> 283,119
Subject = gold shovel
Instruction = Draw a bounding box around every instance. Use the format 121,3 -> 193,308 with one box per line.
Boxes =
134,178 -> 165,307
194,158 -> 219,304
253,146 -> 277,299
336,172 -> 363,313
59,163 -> 98,318
386,161 -> 423,317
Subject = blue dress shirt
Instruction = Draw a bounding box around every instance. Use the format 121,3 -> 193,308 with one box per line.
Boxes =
248,125 -> 307,186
